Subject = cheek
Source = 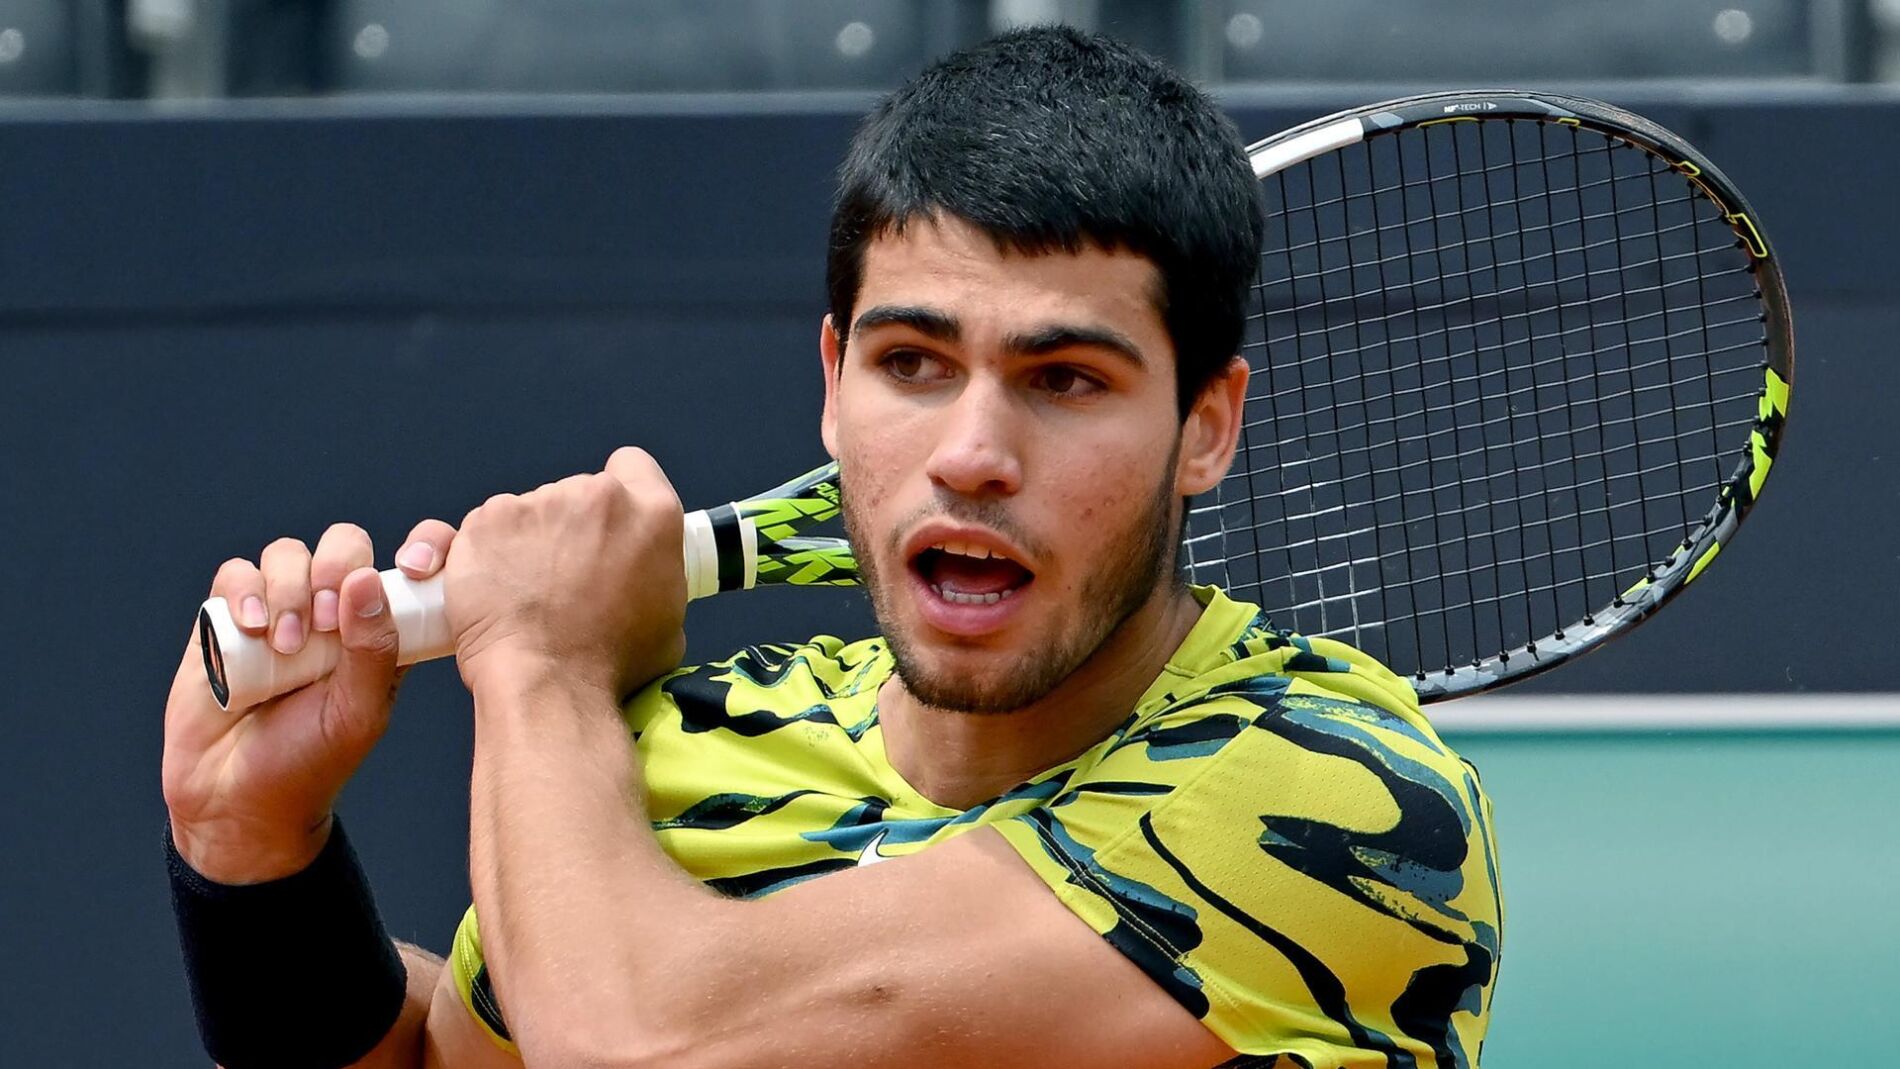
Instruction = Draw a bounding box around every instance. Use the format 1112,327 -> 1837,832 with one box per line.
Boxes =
1041,448 -> 1160,557
836,390 -> 932,501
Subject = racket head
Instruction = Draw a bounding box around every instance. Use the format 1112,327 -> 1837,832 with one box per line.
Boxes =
1186,90 -> 1792,701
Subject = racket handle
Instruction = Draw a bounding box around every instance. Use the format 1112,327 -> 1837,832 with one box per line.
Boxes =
197,570 -> 449,710
200,507 -> 745,711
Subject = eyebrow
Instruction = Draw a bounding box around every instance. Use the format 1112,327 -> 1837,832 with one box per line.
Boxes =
850,305 -> 960,342
850,305 -> 1147,369
1002,324 -> 1147,369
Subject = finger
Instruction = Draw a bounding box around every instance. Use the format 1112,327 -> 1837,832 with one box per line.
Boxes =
309,523 -> 374,633
208,557 -> 268,634
323,566 -> 402,756
394,518 -> 457,579
604,445 -> 664,491
604,446 -> 681,511
258,537 -> 314,656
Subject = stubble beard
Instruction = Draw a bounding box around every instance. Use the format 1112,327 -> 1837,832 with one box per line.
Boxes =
842,444 -> 1183,715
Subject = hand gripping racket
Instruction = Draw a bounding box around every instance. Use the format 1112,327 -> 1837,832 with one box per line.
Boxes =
198,465 -> 854,710
201,89 -> 1790,710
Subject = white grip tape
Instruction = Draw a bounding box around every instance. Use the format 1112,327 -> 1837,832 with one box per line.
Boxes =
203,513 -> 723,711
682,509 -> 720,601
385,571 -> 452,664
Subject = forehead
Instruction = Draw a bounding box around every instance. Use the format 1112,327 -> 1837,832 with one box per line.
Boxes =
853,215 -> 1167,341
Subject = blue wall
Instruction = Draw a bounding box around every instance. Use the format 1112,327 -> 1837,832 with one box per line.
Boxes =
0,89 -> 1892,1064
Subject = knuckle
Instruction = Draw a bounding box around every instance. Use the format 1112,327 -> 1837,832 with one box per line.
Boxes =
563,473 -> 610,509
609,445 -> 654,469
210,557 -> 262,599
312,525 -> 372,576
262,562 -> 310,591
634,481 -> 681,515
346,621 -> 401,660
261,536 -> 309,561
321,521 -> 370,546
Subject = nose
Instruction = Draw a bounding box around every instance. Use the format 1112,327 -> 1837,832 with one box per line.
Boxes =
924,374 -> 1023,498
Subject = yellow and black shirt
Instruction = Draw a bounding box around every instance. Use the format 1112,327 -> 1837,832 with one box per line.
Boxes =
450,587 -> 1503,1067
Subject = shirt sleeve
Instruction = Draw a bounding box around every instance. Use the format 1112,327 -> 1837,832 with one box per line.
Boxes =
989,684 -> 1503,1068
448,903 -> 518,1054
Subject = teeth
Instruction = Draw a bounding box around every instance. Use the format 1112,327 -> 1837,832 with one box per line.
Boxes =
930,585 -> 1017,605
927,540 -> 1002,561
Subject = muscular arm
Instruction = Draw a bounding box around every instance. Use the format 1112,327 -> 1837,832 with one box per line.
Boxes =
464,662 -> 1235,1069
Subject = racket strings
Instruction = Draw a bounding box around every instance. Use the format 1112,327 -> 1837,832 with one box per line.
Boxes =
1288,151 -> 1664,221
1245,338 -> 1762,439
1254,253 -> 1755,351
1213,419 -> 1752,535
1187,116 -> 1770,681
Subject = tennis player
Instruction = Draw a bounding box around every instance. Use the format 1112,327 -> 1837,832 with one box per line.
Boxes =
163,27 -> 1501,1069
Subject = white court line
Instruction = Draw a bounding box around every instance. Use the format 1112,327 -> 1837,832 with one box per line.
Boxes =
1428,693 -> 1900,734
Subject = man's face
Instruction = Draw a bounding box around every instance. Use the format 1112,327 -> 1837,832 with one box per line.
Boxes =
821,215 -> 1200,713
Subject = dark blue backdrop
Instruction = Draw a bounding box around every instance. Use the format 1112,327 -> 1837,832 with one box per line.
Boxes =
0,89 -> 1891,1063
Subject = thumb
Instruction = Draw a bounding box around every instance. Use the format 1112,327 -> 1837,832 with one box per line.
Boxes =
323,566 -> 404,751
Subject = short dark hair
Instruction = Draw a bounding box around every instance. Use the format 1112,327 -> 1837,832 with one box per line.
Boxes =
826,26 -> 1262,417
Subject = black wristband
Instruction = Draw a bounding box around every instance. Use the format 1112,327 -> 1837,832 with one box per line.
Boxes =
166,817 -> 408,1069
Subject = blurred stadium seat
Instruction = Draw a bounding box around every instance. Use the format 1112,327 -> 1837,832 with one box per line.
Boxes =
0,0 -> 143,98
317,0 -> 987,94
1212,0 -> 1814,83
0,0 -> 82,95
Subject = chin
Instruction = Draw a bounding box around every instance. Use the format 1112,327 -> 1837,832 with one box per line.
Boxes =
882,616 -> 1079,715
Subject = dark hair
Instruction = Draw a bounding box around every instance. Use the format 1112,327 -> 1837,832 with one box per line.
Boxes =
826,26 -> 1262,416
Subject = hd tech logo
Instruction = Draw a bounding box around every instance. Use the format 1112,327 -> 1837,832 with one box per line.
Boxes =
1443,101 -> 1499,113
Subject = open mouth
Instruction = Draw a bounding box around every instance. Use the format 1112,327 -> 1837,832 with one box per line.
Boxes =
912,541 -> 1035,605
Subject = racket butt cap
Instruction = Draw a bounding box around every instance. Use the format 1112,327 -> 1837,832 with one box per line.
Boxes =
197,597 -> 285,712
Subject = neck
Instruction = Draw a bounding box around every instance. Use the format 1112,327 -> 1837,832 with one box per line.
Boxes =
876,582 -> 1205,810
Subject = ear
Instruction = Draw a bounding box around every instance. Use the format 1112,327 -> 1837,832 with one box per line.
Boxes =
819,314 -> 845,460
1175,356 -> 1250,497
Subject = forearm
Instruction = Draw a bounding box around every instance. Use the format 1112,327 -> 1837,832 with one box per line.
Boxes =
467,664 -> 736,1064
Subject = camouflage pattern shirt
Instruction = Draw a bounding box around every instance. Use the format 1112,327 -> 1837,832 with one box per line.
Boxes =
451,586 -> 1503,1067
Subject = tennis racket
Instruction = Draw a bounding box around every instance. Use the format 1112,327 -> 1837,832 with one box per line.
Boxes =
200,88 -> 1791,710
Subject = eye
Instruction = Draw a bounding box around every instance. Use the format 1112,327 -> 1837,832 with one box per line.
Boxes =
1032,364 -> 1105,399
879,348 -> 950,384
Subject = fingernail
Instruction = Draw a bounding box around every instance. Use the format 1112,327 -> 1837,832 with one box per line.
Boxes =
396,542 -> 435,572
312,589 -> 339,632
240,596 -> 268,630
271,612 -> 304,655
356,588 -> 385,618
